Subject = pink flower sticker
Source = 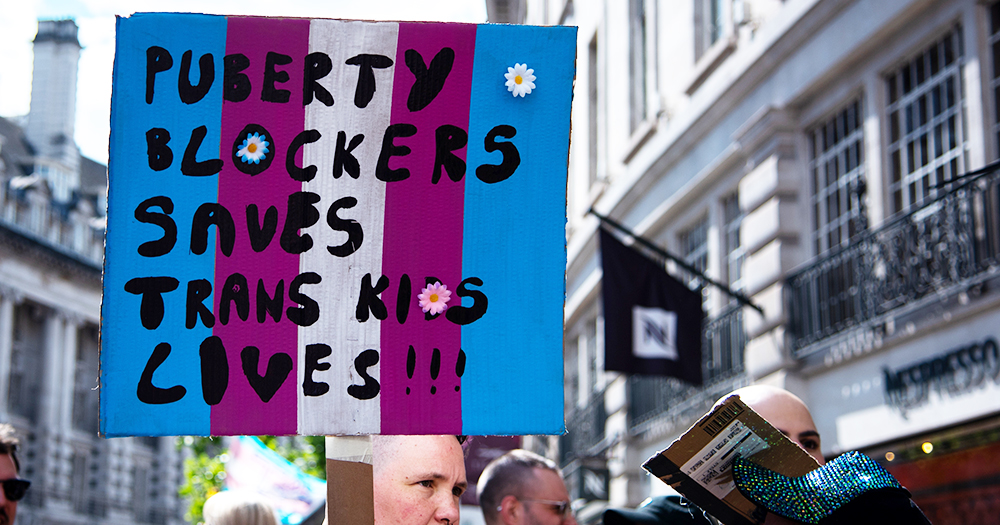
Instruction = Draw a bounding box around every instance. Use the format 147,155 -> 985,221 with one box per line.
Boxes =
418,281 -> 452,315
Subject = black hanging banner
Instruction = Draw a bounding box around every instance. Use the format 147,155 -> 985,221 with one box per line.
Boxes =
599,227 -> 704,385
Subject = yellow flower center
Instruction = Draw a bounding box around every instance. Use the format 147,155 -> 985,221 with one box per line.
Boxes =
515,75 -> 523,85
248,143 -> 257,153
430,293 -> 439,303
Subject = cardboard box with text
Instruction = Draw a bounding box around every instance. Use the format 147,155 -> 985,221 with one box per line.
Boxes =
642,395 -> 821,525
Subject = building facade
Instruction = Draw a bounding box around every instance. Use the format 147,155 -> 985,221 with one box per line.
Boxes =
0,19 -> 185,525
490,0 -> 1000,523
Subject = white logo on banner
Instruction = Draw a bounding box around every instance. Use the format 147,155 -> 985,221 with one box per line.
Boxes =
632,306 -> 679,360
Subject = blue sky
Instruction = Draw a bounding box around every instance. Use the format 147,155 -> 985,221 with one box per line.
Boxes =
0,0 -> 487,164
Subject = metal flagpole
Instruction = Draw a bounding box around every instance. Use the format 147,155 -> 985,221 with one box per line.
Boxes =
589,208 -> 764,315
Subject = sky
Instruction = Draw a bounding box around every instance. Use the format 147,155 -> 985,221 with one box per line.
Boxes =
0,0 -> 488,165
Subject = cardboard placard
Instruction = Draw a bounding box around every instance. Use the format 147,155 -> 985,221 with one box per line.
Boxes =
642,395 -> 821,525
100,13 -> 576,436
327,459 -> 373,525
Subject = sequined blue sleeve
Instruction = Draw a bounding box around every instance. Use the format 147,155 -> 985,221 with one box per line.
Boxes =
732,451 -> 904,524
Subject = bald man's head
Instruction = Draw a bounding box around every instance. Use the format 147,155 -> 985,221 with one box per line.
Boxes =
372,435 -> 468,525
728,385 -> 825,465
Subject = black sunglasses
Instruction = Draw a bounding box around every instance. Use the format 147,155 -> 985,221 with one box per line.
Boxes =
521,499 -> 571,516
1,479 -> 29,501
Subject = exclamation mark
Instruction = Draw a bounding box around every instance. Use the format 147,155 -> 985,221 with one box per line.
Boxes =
455,349 -> 466,392
430,348 -> 441,394
406,345 -> 416,395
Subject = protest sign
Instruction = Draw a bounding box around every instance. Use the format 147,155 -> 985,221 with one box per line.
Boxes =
101,13 -> 576,436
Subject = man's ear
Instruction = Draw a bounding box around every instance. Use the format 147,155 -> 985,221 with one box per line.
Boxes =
498,495 -> 521,525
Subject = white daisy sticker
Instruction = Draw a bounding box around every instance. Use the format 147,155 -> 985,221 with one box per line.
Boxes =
505,63 -> 536,97
237,132 -> 270,164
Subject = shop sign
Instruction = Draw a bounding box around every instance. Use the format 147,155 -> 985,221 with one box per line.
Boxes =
883,337 -> 1000,415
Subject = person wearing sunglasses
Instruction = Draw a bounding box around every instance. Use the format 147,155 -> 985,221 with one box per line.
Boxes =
0,424 -> 28,525
478,449 -> 577,525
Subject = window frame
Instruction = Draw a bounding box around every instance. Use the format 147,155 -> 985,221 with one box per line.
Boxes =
721,192 -> 744,296
808,96 -> 868,255
884,25 -> 968,215
627,0 -> 659,141
988,1 -> 1000,161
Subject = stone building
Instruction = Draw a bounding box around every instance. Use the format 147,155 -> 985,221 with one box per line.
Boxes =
488,0 -> 1000,523
0,19 -> 185,525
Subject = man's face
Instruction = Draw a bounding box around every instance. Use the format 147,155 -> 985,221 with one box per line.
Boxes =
0,453 -> 17,525
518,468 -> 577,525
373,435 -> 467,525
741,388 -> 825,465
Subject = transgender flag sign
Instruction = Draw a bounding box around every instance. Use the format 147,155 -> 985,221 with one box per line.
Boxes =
101,13 -> 575,437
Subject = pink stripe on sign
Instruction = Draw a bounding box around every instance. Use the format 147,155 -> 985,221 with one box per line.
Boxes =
380,23 -> 477,434
212,17 -> 310,435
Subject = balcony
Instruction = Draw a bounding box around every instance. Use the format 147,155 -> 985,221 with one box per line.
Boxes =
561,390 -> 606,465
627,305 -> 749,436
787,162 -> 1000,354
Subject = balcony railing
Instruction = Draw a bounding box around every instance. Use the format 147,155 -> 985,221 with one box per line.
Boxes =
627,305 -> 747,434
560,390 -> 606,465
787,162 -> 1000,353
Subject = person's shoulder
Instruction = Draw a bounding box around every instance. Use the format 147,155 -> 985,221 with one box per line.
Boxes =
602,495 -> 716,525
657,497 -> 717,524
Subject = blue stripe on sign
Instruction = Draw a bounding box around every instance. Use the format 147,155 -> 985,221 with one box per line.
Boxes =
102,13 -> 226,436
461,23 -> 577,435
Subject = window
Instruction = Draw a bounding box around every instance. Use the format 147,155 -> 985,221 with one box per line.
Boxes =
71,451 -> 87,512
9,303 -> 44,422
566,318 -> 599,411
132,464 -> 150,522
990,2 -> 1000,159
588,34 -> 600,187
805,101 -> 865,340
809,98 -> 867,254
680,218 -> 709,279
886,27 -> 966,214
73,325 -> 100,434
704,194 -> 747,379
584,320 -> 598,396
565,337 -> 579,410
695,0 -> 725,60
679,217 -> 710,308
29,198 -> 43,232
722,193 -> 744,293
35,162 -> 73,203
629,0 -> 648,132
70,449 -> 100,514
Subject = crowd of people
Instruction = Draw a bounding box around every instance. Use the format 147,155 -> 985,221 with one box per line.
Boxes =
0,385 -> 931,525
363,384 -> 931,525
